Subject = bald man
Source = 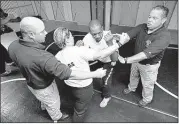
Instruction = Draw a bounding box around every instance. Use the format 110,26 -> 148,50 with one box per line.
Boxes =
8,17 -> 106,122
76,20 -> 119,108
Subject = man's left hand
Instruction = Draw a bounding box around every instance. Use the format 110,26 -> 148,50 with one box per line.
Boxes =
118,55 -> 125,64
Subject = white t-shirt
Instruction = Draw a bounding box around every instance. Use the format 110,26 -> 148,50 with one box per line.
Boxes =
83,30 -> 118,63
55,46 -> 96,88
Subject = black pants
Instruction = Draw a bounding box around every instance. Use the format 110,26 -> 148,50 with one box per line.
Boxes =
0,43 -> 12,74
90,61 -> 113,98
65,83 -> 93,122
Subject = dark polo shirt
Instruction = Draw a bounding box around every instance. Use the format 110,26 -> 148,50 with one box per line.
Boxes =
43,30 -> 61,56
8,39 -> 72,89
127,23 -> 171,65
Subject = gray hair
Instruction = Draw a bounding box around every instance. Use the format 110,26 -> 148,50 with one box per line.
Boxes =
152,5 -> 169,18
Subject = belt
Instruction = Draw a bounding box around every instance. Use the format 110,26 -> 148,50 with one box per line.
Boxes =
139,61 -> 159,65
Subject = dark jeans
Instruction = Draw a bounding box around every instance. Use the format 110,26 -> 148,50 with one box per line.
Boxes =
90,61 -> 113,98
68,83 -> 94,122
0,43 -> 12,74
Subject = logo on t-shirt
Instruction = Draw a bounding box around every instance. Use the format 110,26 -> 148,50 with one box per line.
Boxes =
68,62 -> 75,68
145,40 -> 151,47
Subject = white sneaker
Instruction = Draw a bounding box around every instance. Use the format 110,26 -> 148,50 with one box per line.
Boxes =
100,97 -> 111,108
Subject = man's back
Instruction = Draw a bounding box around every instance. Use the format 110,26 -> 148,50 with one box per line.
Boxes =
8,39 -> 70,89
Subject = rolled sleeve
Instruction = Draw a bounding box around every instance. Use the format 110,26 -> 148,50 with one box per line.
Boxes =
44,56 -> 72,80
143,32 -> 171,58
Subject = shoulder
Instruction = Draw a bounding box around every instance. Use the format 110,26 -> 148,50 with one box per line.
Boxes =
8,40 -> 20,52
37,50 -> 55,64
8,40 -> 19,48
157,29 -> 171,42
83,33 -> 94,45
134,23 -> 146,30
43,51 -> 60,67
160,29 -> 170,37
83,33 -> 92,40
84,32 -> 91,37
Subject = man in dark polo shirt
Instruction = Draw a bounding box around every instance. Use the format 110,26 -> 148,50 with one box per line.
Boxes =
8,17 -> 106,122
116,5 -> 171,107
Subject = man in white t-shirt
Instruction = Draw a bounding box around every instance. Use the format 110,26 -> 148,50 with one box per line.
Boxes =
76,20 -> 119,108
53,27 -> 124,122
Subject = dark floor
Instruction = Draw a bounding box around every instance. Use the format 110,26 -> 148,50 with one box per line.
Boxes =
1,47 -> 178,123
1,80 -> 178,123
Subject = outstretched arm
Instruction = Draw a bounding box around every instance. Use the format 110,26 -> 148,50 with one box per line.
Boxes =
118,52 -> 147,64
1,13 -> 17,25
93,31 -> 125,61
93,43 -> 119,60
69,68 -> 106,80
45,56 -> 107,80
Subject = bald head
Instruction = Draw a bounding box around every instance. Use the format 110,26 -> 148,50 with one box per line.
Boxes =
20,17 -> 45,34
89,20 -> 103,42
20,17 -> 47,43
89,19 -> 102,31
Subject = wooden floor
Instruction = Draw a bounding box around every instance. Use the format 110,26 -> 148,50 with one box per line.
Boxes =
1,21 -> 178,123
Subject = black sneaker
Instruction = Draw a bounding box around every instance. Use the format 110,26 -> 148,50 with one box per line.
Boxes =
0,70 -> 12,77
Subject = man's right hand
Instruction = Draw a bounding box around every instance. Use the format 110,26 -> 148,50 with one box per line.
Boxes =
114,33 -> 130,46
94,68 -> 107,78
75,40 -> 84,47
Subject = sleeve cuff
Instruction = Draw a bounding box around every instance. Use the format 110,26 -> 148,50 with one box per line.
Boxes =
143,50 -> 151,58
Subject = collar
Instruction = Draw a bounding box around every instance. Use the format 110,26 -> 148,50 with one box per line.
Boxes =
19,39 -> 45,50
144,24 -> 166,35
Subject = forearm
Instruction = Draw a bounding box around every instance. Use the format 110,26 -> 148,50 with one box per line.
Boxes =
1,16 -> 12,25
110,51 -> 119,62
93,44 -> 119,60
69,70 -> 97,80
126,52 -> 147,63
